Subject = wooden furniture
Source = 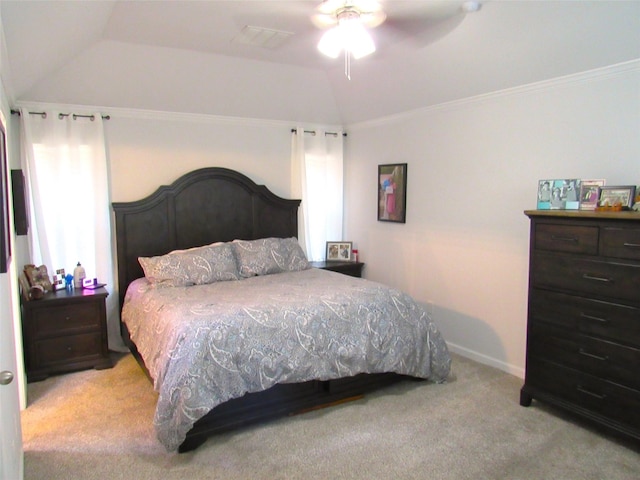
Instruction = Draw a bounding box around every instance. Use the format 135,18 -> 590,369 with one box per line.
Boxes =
21,287 -> 111,382
521,210 -> 640,442
310,260 -> 364,277
112,167 -> 407,452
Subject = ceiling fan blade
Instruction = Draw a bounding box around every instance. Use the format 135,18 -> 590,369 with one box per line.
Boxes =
312,0 -> 386,28
375,13 -> 466,51
360,10 -> 386,28
311,12 -> 336,29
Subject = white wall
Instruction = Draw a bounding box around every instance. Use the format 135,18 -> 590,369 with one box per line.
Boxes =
11,62 -> 640,380
14,106 -> 336,206
344,62 -> 640,376
106,111 -> 299,203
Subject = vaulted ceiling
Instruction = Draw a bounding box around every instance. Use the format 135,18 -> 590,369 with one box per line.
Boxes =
1,1 -> 639,125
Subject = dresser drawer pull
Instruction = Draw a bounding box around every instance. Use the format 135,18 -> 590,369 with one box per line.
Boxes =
579,312 -> 608,323
581,273 -> 612,283
551,235 -> 578,244
576,385 -> 606,400
623,242 -> 640,248
578,348 -> 608,362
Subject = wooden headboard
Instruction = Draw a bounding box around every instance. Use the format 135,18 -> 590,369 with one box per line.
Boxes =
112,167 -> 300,310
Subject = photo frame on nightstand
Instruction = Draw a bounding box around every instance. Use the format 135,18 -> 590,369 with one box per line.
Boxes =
326,241 -> 352,261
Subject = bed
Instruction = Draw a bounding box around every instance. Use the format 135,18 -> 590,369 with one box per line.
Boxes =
112,167 -> 451,452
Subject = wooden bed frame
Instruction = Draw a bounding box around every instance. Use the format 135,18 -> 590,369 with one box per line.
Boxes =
112,167 -> 406,452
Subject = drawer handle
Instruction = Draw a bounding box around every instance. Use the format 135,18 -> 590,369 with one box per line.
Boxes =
581,273 -> 612,283
576,385 -> 606,400
623,242 -> 640,249
578,348 -> 608,362
551,235 -> 578,243
579,312 -> 608,323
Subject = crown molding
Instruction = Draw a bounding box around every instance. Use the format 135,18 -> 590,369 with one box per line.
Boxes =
348,59 -> 640,131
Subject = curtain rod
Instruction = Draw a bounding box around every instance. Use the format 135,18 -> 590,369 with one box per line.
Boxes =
11,109 -> 111,121
291,128 -> 347,137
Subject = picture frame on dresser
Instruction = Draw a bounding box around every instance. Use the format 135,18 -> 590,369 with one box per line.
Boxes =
578,179 -> 605,211
537,179 -> 580,210
326,241 -> 352,261
598,185 -> 636,209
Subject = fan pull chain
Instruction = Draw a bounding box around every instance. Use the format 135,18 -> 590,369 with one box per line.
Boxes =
345,50 -> 351,80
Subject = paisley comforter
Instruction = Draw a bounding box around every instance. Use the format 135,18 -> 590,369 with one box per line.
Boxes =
122,268 -> 451,451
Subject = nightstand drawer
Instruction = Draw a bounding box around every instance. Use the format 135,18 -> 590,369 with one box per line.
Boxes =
31,302 -> 102,337
532,251 -> 640,303
601,227 -> 640,260
34,332 -> 104,365
534,224 -> 598,255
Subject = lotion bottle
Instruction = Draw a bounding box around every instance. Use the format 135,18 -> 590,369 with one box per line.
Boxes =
73,262 -> 86,289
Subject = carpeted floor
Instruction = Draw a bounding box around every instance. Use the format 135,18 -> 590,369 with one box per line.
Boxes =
21,353 -> 639,480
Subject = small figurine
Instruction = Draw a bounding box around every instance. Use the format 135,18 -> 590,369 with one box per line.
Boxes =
65,274 -> 74,291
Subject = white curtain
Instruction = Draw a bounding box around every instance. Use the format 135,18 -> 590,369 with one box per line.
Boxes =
20,109 -> 126,351
291,128 -> 344,261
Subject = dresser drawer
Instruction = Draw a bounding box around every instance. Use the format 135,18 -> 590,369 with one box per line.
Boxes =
527,361 -> 640,430
529,290 -> 640,346
528,323 -> 640,390
34,332 -> 104,365
534,224 -> 599,255
601,227 -> 640,261
31,302 -> 102,338
532,251 -> 640,303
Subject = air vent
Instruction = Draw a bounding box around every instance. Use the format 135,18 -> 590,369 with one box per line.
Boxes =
232,25 -> 294,49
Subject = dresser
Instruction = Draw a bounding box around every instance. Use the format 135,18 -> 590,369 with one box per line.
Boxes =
521,210 -> 640,442
21,287 -> 112,382
310,260 -> 364,277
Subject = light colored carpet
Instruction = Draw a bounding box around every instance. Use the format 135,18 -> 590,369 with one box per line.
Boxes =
21,353 -> 639,480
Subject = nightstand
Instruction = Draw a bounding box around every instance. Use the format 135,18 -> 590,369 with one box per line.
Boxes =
310,260 -> 364,278
21,287 -> 112,382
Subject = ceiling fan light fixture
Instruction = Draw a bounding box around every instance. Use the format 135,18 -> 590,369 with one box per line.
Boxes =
317,8 -> 376,59
317,26 -> 343,58
342,17 -> 375,59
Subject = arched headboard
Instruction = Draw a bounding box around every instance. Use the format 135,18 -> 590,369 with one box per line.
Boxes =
112,167 -> 300,310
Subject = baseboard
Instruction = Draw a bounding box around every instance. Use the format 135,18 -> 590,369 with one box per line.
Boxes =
446,342 -> 525,379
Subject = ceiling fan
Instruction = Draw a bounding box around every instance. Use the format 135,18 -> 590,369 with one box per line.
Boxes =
310,0 -> 482,79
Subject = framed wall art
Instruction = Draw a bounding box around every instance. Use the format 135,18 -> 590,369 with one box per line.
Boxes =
326,241 -> 352,261
378,163 -> 407,223
598,185 -> 636,209
0,120 -> 10,273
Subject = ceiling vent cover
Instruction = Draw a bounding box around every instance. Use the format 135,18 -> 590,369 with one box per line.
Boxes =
232,26 -> 294,49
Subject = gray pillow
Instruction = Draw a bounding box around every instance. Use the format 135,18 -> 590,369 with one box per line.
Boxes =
232,237 -> 309,277
139,242 -> 240,287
